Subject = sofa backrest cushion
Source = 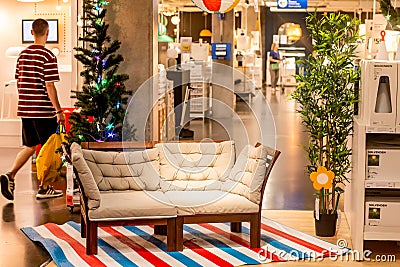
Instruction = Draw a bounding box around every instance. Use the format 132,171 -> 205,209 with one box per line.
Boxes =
156,141 -> 235,191
81,147 -> 161,191
221,144 -> 274,204
71,143 -> 101,209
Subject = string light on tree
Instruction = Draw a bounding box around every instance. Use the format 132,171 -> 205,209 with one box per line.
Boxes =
105,123 -> 114,131
68,0 -> 135,144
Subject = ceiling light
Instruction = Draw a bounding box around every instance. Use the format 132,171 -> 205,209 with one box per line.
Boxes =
56,0 -> 61,10
5,46 -> 25,58
199,29 -> 212,37
171,15 -> 180,25
158,34 -> 174,43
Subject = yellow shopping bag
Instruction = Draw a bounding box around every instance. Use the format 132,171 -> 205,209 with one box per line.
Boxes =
36,125 -> 67,183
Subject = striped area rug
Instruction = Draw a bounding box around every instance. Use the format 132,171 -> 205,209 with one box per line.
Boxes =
21,218 -> 349,266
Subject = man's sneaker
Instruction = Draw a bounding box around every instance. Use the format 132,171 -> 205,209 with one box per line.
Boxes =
36,186 -> 63,199
0,173 -> 14,201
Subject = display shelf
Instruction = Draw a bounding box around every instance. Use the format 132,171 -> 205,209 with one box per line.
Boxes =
364,226 -> 400,240
345,119 -> 400,253
189,81 -> 211,118
188,62 -> 212,119
365,180 -> 400,189
366,126 -> 396,133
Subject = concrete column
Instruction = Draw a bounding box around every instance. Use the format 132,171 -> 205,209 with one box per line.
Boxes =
211,11 -> 235,119
107,0 -> 158,141
241,6 -> 258,33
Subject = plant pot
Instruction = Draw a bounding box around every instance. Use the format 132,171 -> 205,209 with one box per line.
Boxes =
314,211 -> 338,237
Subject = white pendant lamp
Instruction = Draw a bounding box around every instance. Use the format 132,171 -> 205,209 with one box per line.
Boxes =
171,15 -> 180,25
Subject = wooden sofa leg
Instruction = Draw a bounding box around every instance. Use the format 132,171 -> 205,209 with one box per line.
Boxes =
154,225 -> 167,235
250,214 -> 261,248
86,221 -> 98,255
80,212 -> 87,238
167,218 -> 176,251
175,216 -> 184,251
231,222 -> 242,233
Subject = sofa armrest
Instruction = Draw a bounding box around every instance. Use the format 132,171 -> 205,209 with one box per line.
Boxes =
221,144 -> 280,205
71,142 -> 101,209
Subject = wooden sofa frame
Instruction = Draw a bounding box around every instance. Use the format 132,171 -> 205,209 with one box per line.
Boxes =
75,141 -> 281,255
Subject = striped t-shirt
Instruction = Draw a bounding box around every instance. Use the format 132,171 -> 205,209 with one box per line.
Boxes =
15,45 -> 60,118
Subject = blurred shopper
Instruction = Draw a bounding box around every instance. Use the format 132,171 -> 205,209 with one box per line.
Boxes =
269,43 -> 283,92
1,18 -> 65,201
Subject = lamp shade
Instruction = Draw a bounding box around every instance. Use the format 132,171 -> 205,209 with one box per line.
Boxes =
158,23 -> 167,35
192,0 -> 240,13
158,35 -> 174,43
199,29 -> 212,37
171,16 -> 180,25
5,46 -> 25,58
17,0 -> 44,2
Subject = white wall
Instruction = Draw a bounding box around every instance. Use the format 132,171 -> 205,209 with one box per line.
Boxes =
0,0 -> 77,110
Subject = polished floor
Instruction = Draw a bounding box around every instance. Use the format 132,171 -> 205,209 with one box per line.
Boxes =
0,86 -> 398,266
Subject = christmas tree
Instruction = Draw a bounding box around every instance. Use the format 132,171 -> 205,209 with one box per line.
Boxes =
68,0 -> 134,143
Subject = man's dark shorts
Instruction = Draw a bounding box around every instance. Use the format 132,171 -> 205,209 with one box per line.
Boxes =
21,118 -> 58,147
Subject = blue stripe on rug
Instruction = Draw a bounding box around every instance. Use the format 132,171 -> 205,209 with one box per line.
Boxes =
21,227 -> 74,267
67,222 -> 139,267
183,225 -> 260,265
124,225 -> 203,267
223,222 -> 311,260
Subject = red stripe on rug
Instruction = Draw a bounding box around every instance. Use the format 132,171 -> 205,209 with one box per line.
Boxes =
45,223 -> 107,267
199,223 -> 285,262
261,224 -> 336,256
102,226 -> 171,267
183,238 -> 234,267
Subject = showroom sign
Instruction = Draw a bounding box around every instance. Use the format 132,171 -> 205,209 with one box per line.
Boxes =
277,0 -> 307,9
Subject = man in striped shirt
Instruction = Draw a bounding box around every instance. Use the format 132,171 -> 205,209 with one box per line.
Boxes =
1,19 -> 65,201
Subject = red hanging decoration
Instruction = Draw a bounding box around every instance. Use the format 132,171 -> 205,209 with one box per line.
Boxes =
192,0 -> 240,13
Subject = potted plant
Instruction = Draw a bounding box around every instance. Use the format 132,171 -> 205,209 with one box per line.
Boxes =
292,12 -> 361,237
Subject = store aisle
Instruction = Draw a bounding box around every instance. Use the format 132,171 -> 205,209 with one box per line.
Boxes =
188,87 -> 315,210
0,87 -> 314,265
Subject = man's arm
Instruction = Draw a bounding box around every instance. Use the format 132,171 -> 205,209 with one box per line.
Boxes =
46,82 -> 65,125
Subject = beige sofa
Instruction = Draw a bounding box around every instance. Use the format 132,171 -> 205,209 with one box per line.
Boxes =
71,141 -> 280,255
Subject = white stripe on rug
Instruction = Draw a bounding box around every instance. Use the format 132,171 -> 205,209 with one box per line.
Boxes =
33,225 -> 90,267
137,225 -> 221,267
61,223 -> 122,266
189,223 -> 261,261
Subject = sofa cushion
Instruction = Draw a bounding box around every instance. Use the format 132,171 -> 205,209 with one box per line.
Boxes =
88,191 -> 176,221
221,144 -> 273,204
156,141 -> 235,192
81,147 -> 161,191
70,143 -> 101,209
160,180 -> 223,192
164,191 -> 259,215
